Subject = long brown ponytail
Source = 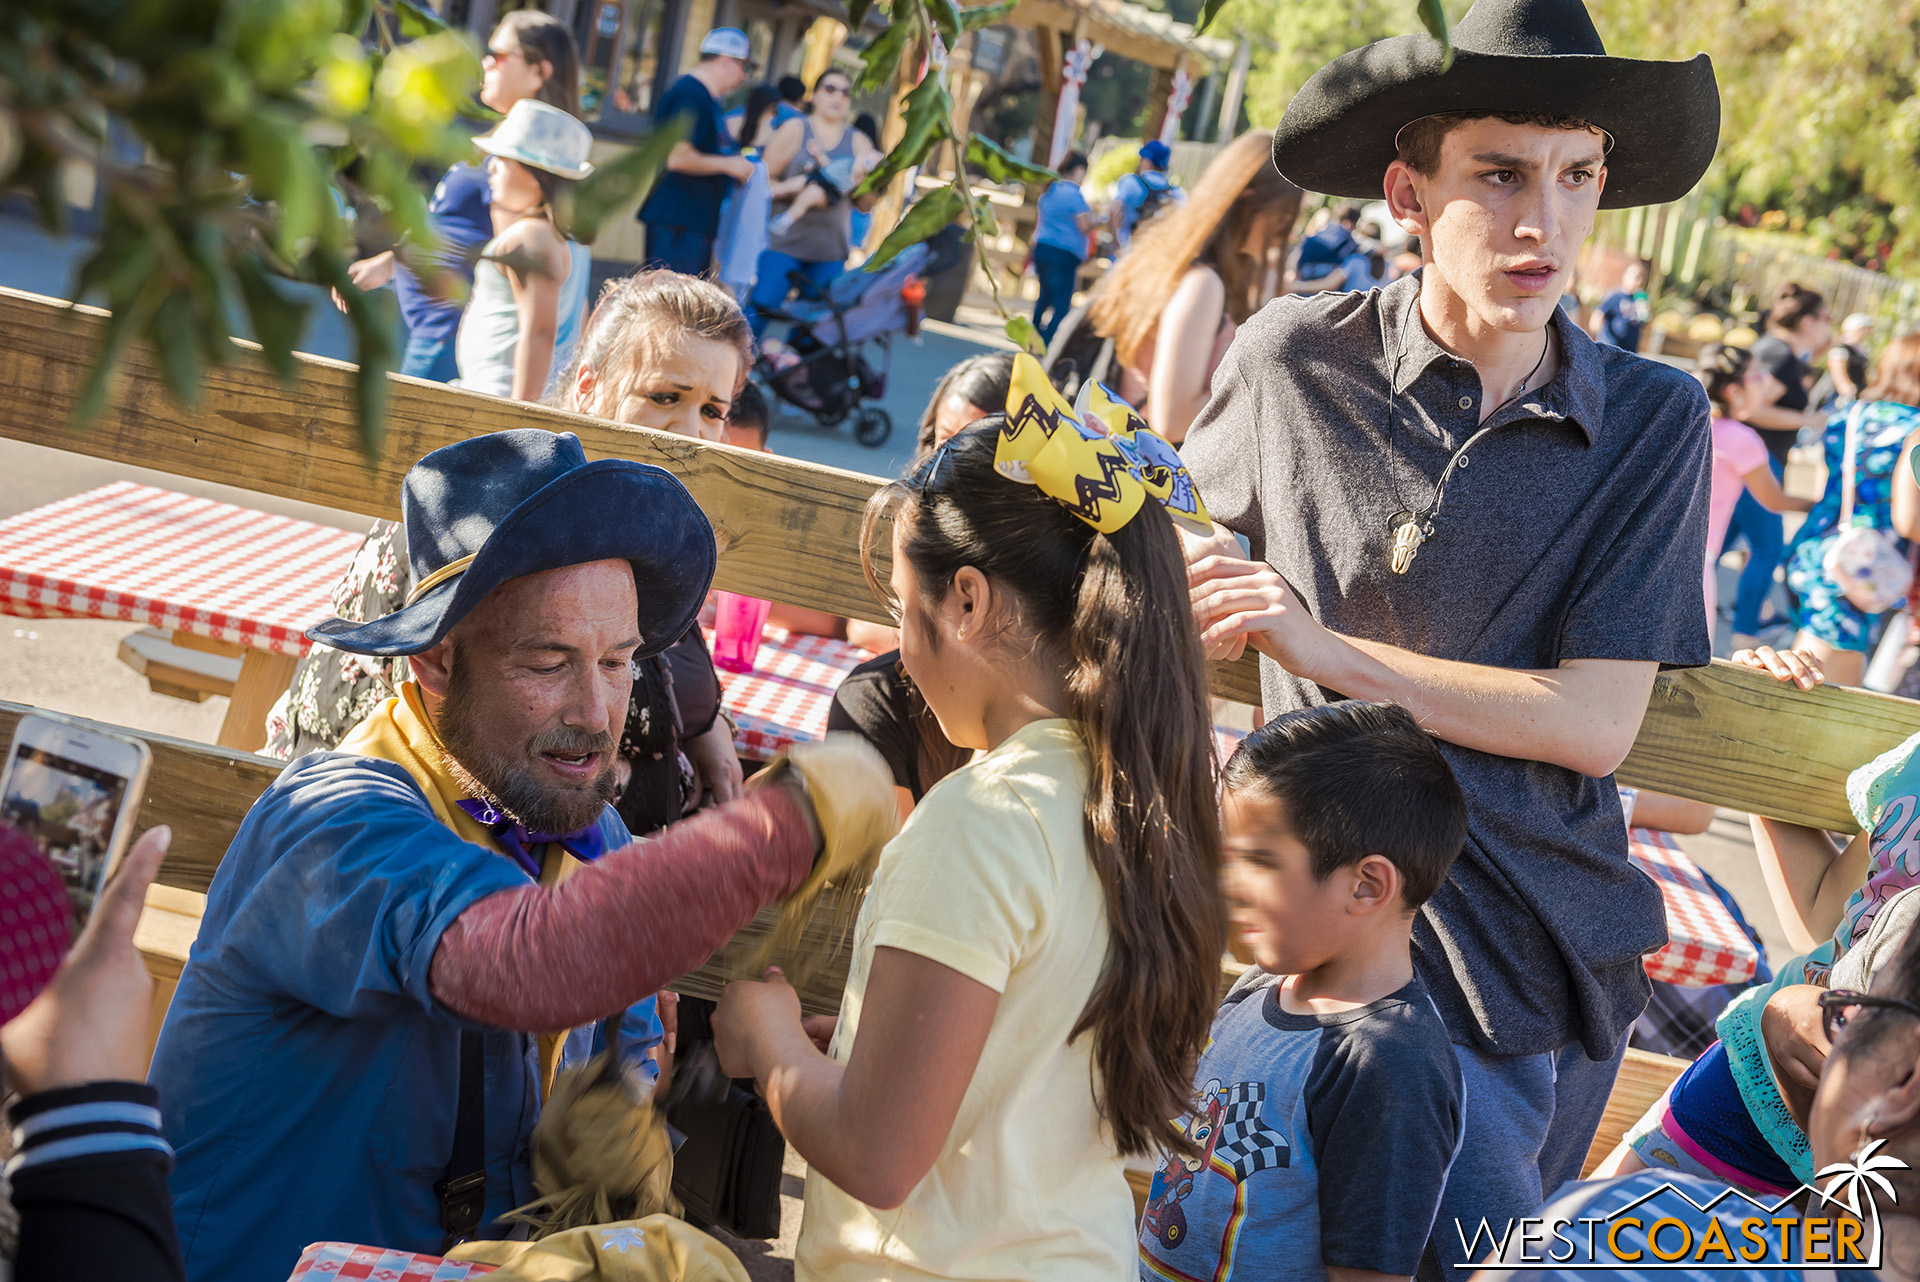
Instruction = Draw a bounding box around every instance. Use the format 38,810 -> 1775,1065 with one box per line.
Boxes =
860,422 -> 1223,1159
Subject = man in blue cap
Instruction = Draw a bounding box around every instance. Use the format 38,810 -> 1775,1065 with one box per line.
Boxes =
148,429 -> 894,1281
1109,139 -> 1181,249
640,27 -> 759,276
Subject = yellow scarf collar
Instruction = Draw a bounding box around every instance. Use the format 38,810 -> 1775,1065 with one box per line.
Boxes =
336,680 -> 505,855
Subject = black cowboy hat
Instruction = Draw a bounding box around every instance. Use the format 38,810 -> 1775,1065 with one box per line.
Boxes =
309,429 -> 715,658
1271,0 -> 1719,208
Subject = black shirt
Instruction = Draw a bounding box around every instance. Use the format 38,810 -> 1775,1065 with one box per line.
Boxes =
1184,273 -> 1713,1060
826,651 -> 967,802
1748,333 -> 1811,464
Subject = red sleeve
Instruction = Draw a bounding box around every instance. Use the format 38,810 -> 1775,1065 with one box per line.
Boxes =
428,789 -> 814,1030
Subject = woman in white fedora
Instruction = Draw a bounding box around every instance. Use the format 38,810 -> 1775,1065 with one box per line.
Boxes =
456,98 -> 597,402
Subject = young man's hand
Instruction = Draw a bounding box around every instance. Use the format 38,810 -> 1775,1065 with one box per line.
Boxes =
1188,553 -> 1336,677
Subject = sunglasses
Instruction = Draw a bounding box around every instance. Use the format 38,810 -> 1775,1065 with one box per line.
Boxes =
484,46 -> 524,64
817,83 -> 851,96
1819,989 -> 1920,1043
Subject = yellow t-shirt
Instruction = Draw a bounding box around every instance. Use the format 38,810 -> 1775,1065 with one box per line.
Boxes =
795,718 -> 1134,1281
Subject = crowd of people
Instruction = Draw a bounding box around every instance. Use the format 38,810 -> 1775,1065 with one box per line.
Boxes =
13,0 -> 1920,1279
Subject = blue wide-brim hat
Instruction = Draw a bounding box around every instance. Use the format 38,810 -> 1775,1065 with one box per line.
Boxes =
309,429 -> 715,658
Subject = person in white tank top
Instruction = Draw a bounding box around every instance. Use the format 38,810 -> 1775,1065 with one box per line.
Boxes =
456,100 -> 597,402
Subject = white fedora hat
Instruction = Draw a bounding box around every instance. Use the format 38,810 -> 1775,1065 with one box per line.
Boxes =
475,100 -> 595,181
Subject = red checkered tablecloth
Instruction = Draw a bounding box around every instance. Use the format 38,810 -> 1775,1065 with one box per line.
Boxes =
287,1241 -> 497,1280
0,482 -> 364,656
1630,827 -> 1761,988
713,627 -> 867,760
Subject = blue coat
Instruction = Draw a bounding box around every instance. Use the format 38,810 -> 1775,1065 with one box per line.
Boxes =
148,752 -> 660,1282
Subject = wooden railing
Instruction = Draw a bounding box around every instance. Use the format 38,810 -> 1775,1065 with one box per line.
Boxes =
5,283 -> 1920,1005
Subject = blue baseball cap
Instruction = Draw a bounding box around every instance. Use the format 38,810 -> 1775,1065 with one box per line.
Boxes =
1138,140 -> 1172,168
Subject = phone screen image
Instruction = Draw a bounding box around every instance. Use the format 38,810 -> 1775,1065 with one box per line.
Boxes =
1,744 -> 130,922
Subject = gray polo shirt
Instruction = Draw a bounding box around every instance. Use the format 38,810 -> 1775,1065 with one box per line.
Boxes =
1184,272 -> 1712,1061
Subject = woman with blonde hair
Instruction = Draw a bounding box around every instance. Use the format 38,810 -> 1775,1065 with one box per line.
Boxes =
1076,130 -> 1301,441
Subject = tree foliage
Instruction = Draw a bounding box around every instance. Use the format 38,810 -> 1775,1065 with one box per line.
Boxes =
1589,0 -> 1920,274
0,0 -> 678,456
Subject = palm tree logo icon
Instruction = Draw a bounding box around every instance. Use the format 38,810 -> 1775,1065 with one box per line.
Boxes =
1816,1138 -> 1906,1219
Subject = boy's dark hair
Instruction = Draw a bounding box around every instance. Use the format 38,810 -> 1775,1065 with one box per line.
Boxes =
1768,281 -> 1827,333
1060,150 -> 1089,174
1694,342 -> 1754,415
1334,201 -> 1365,226
728,379 -> 770,441
1395,111 -> 1603,177
1223,701 -> 1467,910
778,75 -> 807,104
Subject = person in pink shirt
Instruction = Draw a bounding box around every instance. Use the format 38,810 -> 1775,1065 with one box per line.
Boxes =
1696,343 -> 1813,635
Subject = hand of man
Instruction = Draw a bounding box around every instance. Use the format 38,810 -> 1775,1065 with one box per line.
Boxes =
801,1014 -> 837,1055
1762,983 -> 1829,1124
1176,523 -> 1247,661
685,717 -> 745,804
1188,552 -> 1336,678
1,826 -> 170,1096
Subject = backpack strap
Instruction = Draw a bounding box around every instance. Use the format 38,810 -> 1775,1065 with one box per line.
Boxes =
435,1029 -> 487,1252
1840,402 -> 1868,529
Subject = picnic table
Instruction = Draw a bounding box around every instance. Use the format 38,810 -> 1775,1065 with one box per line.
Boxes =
0,482 -> 365,751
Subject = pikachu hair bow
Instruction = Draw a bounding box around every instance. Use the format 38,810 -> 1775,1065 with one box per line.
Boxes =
994,353 -> 1210,536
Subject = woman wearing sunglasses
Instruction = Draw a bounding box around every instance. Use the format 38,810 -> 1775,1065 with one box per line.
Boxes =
745,69 -> 880,338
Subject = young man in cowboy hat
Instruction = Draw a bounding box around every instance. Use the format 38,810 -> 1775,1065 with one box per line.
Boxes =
1180,0 -> 1720,1271
147,430 -> 894,1282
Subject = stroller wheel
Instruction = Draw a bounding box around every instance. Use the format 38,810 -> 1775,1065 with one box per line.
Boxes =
853,407 -> 893,448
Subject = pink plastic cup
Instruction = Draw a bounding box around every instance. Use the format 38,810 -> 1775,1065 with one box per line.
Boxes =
711,591 -> 773,673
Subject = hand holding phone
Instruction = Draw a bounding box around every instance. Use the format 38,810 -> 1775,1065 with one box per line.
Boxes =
1,826 -> 171,1094
0,712 -> 152,927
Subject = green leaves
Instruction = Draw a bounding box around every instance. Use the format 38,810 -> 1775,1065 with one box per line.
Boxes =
855,71 -> 951,196
2,0 -> 480,453
865,184 -> 965,272
854,10 -> 920,96
958,1 -> 1017,31
1004,315 -> 1045,355
561,117 -> 689,245
965,134 -> 1057,186
1193,0 -> 1231,34
1417,0 -> 1452,66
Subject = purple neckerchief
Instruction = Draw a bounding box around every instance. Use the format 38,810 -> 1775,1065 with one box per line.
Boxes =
453,798 -> 607,879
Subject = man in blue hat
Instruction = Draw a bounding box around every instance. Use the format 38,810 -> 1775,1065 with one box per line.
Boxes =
1109,139 -> 1181,249
1177,0 -> 1723,1273
148,430 -> 894,1281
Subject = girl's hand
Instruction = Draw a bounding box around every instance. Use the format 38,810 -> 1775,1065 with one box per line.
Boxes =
802,1014 -> 838,1055
685,717 -> 745,804
713,966 -> 806,1080
1729,644 -> 1825,690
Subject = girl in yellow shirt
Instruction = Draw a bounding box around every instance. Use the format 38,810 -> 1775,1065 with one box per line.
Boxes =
713,373 -> 1224,1280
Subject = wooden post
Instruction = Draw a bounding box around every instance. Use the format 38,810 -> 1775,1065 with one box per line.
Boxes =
1142,63 -> 1174,142
863,45 -> 921,256
1030,24 -> 1065,164
798,15 -> 845,90
1218,38 -> 1250,138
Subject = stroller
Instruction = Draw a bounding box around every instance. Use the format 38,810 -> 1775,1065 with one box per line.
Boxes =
754,243 -> 931,448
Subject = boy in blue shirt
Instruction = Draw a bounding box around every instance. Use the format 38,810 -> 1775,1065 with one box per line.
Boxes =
1140,702 -> 1467,1282
638,28 -> 757,276
1031,151 -> 1096,344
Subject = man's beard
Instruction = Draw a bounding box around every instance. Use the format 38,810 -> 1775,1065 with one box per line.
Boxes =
436,659 -> 620,835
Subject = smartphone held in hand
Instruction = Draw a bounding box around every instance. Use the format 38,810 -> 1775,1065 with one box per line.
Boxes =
0,712 -> 151,927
